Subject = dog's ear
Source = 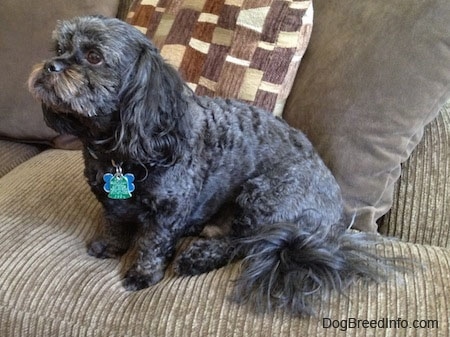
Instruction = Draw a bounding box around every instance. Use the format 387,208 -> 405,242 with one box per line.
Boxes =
116,41 -> 190,166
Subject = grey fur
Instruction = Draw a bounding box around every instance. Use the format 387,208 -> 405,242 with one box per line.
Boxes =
28,16 -> 399,315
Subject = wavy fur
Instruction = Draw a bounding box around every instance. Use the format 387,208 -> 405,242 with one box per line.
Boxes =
115,43 -> 191,165
233,222 -> 395,314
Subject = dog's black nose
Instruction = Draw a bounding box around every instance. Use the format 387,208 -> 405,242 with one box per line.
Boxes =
45,60 -> 65,73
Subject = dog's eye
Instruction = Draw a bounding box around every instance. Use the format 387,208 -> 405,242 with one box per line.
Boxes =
56,48 -> 64,56
86,50 -> 103,65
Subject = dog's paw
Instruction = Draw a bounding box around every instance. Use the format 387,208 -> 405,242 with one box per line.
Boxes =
87,239 -> 127,259
122,268 -> 164,291
174,249 -> 207,276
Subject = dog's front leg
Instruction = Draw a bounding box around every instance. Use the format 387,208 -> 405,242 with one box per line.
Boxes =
123,225 -> 178,291
88,214 -> 136,259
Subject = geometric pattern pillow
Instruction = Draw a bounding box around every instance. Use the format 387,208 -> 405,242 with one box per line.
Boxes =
126,0 -> 312,115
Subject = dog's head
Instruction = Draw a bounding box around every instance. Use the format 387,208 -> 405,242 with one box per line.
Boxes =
28,16 -> 190,165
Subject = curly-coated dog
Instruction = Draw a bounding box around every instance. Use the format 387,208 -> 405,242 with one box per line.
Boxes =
28,16 -> 395,315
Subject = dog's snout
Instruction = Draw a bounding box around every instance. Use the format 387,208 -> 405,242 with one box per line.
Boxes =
45,60 -> 65,73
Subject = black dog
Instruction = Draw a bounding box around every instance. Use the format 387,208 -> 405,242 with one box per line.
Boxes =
29,16 -> 393,314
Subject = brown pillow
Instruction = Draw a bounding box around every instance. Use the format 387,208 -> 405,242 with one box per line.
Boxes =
0,0 -> 120,145
283,0 -> 450,231
126,0 -> 313,115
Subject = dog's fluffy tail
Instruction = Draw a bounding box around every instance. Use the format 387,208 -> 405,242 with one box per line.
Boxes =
233,221 -> 399,315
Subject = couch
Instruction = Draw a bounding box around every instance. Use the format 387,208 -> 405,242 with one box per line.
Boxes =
1,0 -> 449,336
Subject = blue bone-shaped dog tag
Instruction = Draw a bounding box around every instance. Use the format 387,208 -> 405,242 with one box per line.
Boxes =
103,172 -> 135,199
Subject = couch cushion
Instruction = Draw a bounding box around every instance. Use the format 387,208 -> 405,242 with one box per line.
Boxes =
379,102 -> 450,248
126,0 -> 313,115
0,149 -> 448,336
0,0 -> 119,145
283,0 -> 450,231
0,140 -> 42,178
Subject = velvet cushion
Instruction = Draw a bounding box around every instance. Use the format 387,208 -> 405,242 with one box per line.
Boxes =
126,0 -> 313,115
0,0 -> 119,145
283,0 -> 450,231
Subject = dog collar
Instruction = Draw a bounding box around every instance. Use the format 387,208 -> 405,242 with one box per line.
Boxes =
103,160 -> 135,199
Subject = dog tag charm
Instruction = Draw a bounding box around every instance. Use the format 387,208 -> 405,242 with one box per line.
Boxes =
103,162 -> 135,199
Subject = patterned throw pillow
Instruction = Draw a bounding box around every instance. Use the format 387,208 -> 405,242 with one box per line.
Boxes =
126,0 -> 312,115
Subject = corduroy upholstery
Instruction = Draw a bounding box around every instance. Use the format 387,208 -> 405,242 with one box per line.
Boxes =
1,0 -> 449,335
0,148 -> 448,336
379,103 -> 450,248
0,140 -> 42,178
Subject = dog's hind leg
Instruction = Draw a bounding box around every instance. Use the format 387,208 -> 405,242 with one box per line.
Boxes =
228,164 -> 397,314
174,160 -> 342,278
173,237 -> 236,276
231,161 -> 343,235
